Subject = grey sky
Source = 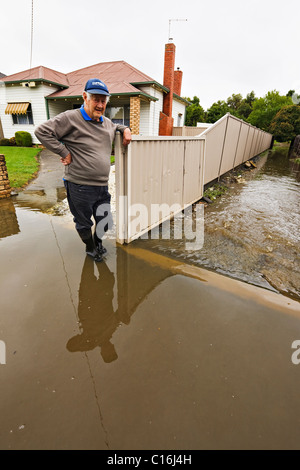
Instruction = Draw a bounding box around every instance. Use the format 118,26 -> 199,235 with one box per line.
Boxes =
1,0 -> 299,110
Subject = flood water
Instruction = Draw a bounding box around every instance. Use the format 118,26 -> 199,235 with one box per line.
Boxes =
0,148 -> 300,450
135,147 -> 300,301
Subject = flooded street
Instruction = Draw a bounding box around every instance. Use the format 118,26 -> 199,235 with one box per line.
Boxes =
137,147 -> 300,301
0,149 -> 300,450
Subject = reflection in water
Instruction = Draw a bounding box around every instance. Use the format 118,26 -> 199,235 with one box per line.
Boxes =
15,186 -> 67,213
67,257 -> 118,363
67,247 -> 172,363
0,198 -> 20,239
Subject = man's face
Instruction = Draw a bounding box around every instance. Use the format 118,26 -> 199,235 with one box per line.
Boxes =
83,92 -> 107,121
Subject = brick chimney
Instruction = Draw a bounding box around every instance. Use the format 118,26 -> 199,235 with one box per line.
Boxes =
174,67 -> 183,96
159,42 -> 176,136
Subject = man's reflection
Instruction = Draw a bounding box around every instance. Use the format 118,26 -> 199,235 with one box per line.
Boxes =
67,247 -> 172,363
67,256 -> 119,363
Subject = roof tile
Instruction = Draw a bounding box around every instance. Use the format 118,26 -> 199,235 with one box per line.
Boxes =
1,61 -> 158,97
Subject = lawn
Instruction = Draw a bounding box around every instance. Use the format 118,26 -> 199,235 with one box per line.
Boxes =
0,146 -> 115,189
0,146 -> 41,189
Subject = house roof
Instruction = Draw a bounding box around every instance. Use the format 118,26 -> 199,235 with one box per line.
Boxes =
1,60 -> 188,104
47,60 -> 157,98
1,61 -> 180,98
0,72 -> 6,79
1,65 -> 69,88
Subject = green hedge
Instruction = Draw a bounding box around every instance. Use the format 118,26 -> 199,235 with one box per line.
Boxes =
15,131 -> 32,147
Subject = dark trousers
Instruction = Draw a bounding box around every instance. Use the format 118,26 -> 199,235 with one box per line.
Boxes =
64,181 -> 113,240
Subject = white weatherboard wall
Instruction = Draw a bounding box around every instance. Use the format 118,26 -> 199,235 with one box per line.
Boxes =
0,83 -> 60,143
172,98 -> 186,127
48,98 -> 83,118
139,86 -> 164,136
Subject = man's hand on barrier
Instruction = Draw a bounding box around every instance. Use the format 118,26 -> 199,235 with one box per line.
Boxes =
123,128 -> 132,146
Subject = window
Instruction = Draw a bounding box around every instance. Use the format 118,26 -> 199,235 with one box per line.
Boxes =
106,105 -> 130,127
11,104 -> 34,125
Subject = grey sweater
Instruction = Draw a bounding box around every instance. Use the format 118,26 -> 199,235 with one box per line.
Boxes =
34,108 -> 127,186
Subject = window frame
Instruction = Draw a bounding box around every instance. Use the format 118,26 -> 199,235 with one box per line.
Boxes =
12,103 -> 34,125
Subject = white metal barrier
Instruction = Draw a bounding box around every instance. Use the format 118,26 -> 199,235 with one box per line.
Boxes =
199,113 -> 273,184
115,134 -> 205,244
115,114 -> 272,244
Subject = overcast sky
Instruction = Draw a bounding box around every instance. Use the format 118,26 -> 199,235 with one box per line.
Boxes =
1,0 -> 299,109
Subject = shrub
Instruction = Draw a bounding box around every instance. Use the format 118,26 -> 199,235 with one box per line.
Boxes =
9,136 -> 16,146
15,131 -> 32,147
269,105 -> 300,142
0,138 -> 11,146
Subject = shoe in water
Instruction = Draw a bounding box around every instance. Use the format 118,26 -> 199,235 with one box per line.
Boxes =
86,247 -> 103,262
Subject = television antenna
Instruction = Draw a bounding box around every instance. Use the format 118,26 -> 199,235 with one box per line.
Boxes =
29,0 -> 34,70
168,18 -> 188,41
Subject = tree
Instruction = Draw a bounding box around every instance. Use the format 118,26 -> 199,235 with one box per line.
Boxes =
247,90 -> 293,132
205,100 -> 229,123
184,96 -> 205,126
287,90 -> 295,98
245,91 -> 256,106
226,92 -> 256,120
236,101 -> 252,120
269,105 -> 300,142
227,93 -> 243,113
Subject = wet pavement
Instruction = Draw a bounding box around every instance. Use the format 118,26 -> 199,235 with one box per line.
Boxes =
1,150 -> 300,450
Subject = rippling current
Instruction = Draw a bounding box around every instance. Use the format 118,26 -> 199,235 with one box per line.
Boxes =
134,147 -> 300,301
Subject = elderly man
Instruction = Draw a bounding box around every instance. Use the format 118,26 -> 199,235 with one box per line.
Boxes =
35,78 -> 131,261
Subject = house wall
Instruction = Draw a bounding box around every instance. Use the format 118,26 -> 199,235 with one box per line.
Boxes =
0,79 -> 186,142
138,86 -> 164,136
0,83 -> 60,143
172,99 -> 186,127
48,98 -> 83,118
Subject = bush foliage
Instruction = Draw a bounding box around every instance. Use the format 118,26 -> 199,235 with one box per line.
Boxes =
0,138 -> 10,146
15,131 -> 32,147
269,105 -> 300,142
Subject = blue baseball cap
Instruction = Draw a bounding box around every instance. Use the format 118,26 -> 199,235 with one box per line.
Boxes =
84,78 -> 110,96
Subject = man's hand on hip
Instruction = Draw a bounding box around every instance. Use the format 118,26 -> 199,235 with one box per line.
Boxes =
61,153 -> 72,165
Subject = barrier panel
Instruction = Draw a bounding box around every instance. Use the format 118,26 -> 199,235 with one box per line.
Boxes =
200,113 -> 273,184
115,134 -> 205,244
115,114 -> 272,244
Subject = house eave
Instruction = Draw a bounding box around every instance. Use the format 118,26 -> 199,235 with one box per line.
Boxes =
2,78 -> 69,89
131,81 -> 169,94
173,93 -> 190,106
46,91 -> 158,102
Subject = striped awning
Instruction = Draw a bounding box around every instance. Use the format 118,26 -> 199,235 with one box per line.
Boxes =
5,102 -> 30,115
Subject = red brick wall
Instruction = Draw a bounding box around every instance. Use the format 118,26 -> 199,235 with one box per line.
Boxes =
174,69 -> 183,96
159,112 -> 174,136
162,43 -> 176,119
